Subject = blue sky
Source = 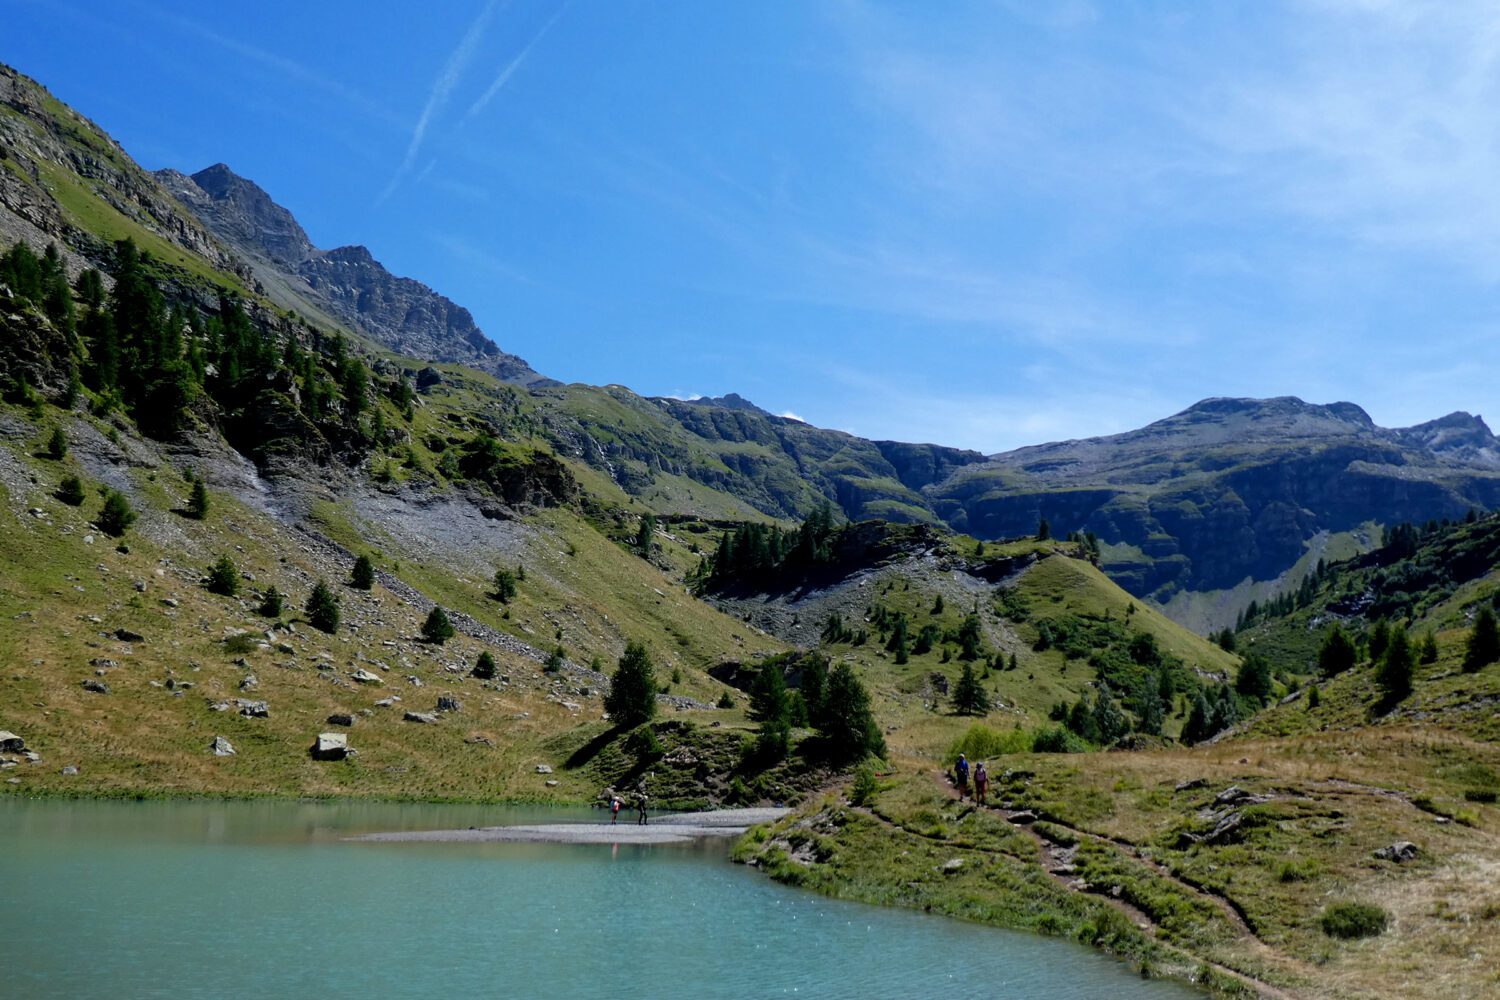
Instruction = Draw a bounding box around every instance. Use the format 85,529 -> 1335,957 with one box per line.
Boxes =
7,0 -> 1500,451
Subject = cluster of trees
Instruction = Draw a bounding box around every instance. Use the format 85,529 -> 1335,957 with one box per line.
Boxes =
3,237 -> 412,461
1235,560 -> 1334,631
705,501 -> 839,588
746,653 -> 886,764
864,603 -> 989,665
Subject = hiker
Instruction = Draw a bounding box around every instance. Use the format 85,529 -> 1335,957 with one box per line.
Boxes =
955,753 -> 970,800
636,792 -> 649,826
610,795 -> 622,824
974,761 -> 989,805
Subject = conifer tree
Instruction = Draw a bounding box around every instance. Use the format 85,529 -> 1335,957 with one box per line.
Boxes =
1318,625 -> 1357,677
817,663 -> 886,763
44,426 -> 67,460
1376,628 -> 1414,708
492,568 -> 518,603
951,661 -> 991,716
187,479 -> 209,520
635,513 -> 655,556
258,586 -> 284,619
422,606 -> 455,645
56,474 -> 85,507
207,555 -> 239,597
97,489 -> 135,537
956,612 -> 983,661
473,651 -> 498,680
605,641 -> 657,728
351,554 -> 376,591
1464,607 -> 1499,673
1235,654 -> 1273,702
306,580 -> 340,633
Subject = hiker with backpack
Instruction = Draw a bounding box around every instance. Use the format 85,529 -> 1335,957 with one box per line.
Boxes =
955,753 -> 970,801
973,761 -> 989,805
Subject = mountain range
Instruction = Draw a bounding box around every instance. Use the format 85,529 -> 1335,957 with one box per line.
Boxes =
4,60 -> 1499,629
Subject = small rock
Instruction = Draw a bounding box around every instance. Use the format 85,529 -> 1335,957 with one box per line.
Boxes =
160,597 -> 179,608
5,777 -> 19,785
114,628 -> 145,643
406,675 -> 423,687
375,697 -> 401,708
0,731 -> 25,753
436,695 -> 461,713
545,780 -> 559,787
239,675 -> 258,691
326,713 -> 355,727
1374,841 -> 1419,863
83,534 -> 94,544
941,858 -> 965,874
61,765 -> 79,775
133,580 -> 147,593
209,736 -> 236,756
81,679 -> 109,694
1008,811 -> 1037,825
236,699 -> 270,718
351,668 -> 383,684
535,764 -> 554,774
1175,778 -> 1208,792
403,711 -> 439,724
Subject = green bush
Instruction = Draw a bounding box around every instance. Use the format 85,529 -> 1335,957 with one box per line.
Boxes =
1031,725 -> 1088,753
258,586 -> 284,618
350,554 -> 375,590
1320,902 -> 1389,939
44,426 -> 67,459
947,723 -> 1033,765
56,474 -> 85,506
422,606 -> 455,645
97,489 -> 135,537
207,555 -> 239,597
473,651 -> 497,680
849,761 -> 879,806
306,580 -> 340,633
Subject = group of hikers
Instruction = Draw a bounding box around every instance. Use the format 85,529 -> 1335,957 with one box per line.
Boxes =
608,791 -> 650,825
952,753 -> 990,804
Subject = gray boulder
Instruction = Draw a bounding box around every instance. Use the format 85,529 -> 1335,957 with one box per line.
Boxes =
403,711 -> 439,724
209,736 -> 236,756
236,699 -> 270,718
81,679 -> 109,694
326,713 -> 355,727
436,695 -> 461,713
1374,841 -> 1419,863
0,731 -> 25,753
310,733 -> 350,761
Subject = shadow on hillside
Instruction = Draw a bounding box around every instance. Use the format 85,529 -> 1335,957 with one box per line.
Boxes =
564,727 -> 621,770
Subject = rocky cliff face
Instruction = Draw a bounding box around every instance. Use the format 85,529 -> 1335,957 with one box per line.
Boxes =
0,65 -> 247,283
154,163 -> 544,385
923,398 -> 1500,602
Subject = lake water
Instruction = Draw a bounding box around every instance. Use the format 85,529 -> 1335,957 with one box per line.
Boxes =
0,798 -> 1200,999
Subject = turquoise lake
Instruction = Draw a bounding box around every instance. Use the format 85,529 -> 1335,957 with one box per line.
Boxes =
0,798 -> 1202,998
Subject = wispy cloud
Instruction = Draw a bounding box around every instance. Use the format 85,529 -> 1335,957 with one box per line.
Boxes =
379,0 -> 502,204
130,3 -> 398,127
429,232 -> 534,285
463,3 -> 569,123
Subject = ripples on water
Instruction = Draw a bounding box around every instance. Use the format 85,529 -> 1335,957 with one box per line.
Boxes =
0,799 -> 1201,999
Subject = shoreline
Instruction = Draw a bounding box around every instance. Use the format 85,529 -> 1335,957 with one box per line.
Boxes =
347,806 -> 791,845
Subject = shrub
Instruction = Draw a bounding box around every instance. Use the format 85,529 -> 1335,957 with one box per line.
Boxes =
717,691 -> 736,709
56,474 -> 85,506
422,606 -> 455,644
849,761 -> 879,806
1031,725 -> 1087,753
947,723 -> 1032,764
306,580 -> 340,633
544,645 -> 565,672
97,489 -> 136,537
1320,902 -> 1389,939
222,633 -> 258,655
473,651 -> 497,680
207,555 -> 239,597
44,426 -> 67,459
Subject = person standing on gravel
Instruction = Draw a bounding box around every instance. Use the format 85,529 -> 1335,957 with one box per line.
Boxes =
636,792 -> 649,826
610,795 -> 622,824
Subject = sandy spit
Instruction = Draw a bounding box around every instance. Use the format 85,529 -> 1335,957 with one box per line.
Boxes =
348,807 -> 791,845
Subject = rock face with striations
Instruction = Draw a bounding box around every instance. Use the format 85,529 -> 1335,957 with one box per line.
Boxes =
155,163 -> 544,385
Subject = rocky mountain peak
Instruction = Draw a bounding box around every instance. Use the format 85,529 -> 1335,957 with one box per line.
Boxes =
158,164 -> 545,385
